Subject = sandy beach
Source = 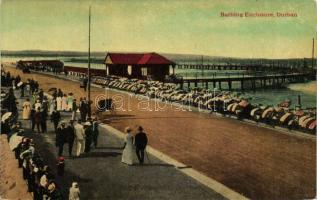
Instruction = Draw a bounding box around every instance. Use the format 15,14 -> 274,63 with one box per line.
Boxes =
288,80 -> 317,95
2,63 -> 316,200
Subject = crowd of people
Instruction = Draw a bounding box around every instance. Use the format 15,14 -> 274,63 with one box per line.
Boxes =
1,67 -> 153,199
1,73 -> 86,199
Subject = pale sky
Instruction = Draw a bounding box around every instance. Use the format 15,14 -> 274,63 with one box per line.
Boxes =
1,0 -> 316,58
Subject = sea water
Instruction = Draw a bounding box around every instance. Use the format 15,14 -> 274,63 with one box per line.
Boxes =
1,56 -> 316,108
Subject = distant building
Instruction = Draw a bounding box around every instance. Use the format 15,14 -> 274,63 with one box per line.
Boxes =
105,52 -> 176,81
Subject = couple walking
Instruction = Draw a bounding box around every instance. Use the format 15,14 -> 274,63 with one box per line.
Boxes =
121,126 -> 148,165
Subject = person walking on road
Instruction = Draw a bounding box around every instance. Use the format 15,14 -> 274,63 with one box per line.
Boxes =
51,110 -> 61,132
22,98 -> 31,120
121,127 -> 135,165
62,94 -> 68,111
69,182 -> 80,200
56,122 -> 67,156
134,126 -> 148,165
66,120 -> 75,157
34,99 -> 42,111
49,98 -> 56,115
20,82 -> 25,97
83,122 -> 92,153
30,107 -> 36,131
67,93 -> 74,111
56,96 -> 62,111
40,109 -> 48,133
92,117 -> 99,148
74,120 -> 85,157
71,99 -> 78,121
34,108 -> 41,133
79,98 -> 87,122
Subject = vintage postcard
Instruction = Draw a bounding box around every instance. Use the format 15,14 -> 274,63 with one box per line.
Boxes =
0,0 -> 316,200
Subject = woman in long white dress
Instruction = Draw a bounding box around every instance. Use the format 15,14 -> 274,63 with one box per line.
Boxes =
121,127 -> 135,165
22,98 -> 32,120
61,94 -> 68,111
56,96 -> 62,111
49,99 -> 56,115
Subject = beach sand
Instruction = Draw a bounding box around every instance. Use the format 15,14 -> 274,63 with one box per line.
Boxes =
0,135 -> 32,200
288,80 -> 317,95
2,63 -> 316,200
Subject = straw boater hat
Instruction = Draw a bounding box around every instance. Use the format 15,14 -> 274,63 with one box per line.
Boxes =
125,127 -> 131,133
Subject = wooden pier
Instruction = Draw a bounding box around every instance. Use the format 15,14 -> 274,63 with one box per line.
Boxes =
176,63 -> 311,72
169,72 -> 316,91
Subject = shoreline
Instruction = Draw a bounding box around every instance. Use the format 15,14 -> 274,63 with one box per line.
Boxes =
287,80 -> 317,95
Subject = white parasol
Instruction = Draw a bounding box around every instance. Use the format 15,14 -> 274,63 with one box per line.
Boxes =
8,133 -> 23,150
17,82 -> 23,87
1,112 -> 12,122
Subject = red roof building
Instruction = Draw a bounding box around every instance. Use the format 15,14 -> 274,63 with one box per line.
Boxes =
105,52 -> 175,81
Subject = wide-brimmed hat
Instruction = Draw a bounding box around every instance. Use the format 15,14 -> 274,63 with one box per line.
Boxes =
1,112 -> 12,122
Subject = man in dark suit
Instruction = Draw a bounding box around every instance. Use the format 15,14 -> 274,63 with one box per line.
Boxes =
66,120 -> 75,157
134,126 -> 148,164
56,122 -> 67,156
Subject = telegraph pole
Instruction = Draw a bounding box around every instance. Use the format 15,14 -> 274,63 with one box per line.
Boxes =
312,38 -> 315,68
87,6 -> 91,118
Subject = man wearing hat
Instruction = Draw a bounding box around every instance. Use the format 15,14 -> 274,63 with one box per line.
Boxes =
74,120 -> 85,157
66,120 -> 75,157
92,117 -> 99,148
84,121 -> 92,153
51,110 -> 61,132
56,122 -> 67,156
134,126 -> 148,165
19,82 -> 25,97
